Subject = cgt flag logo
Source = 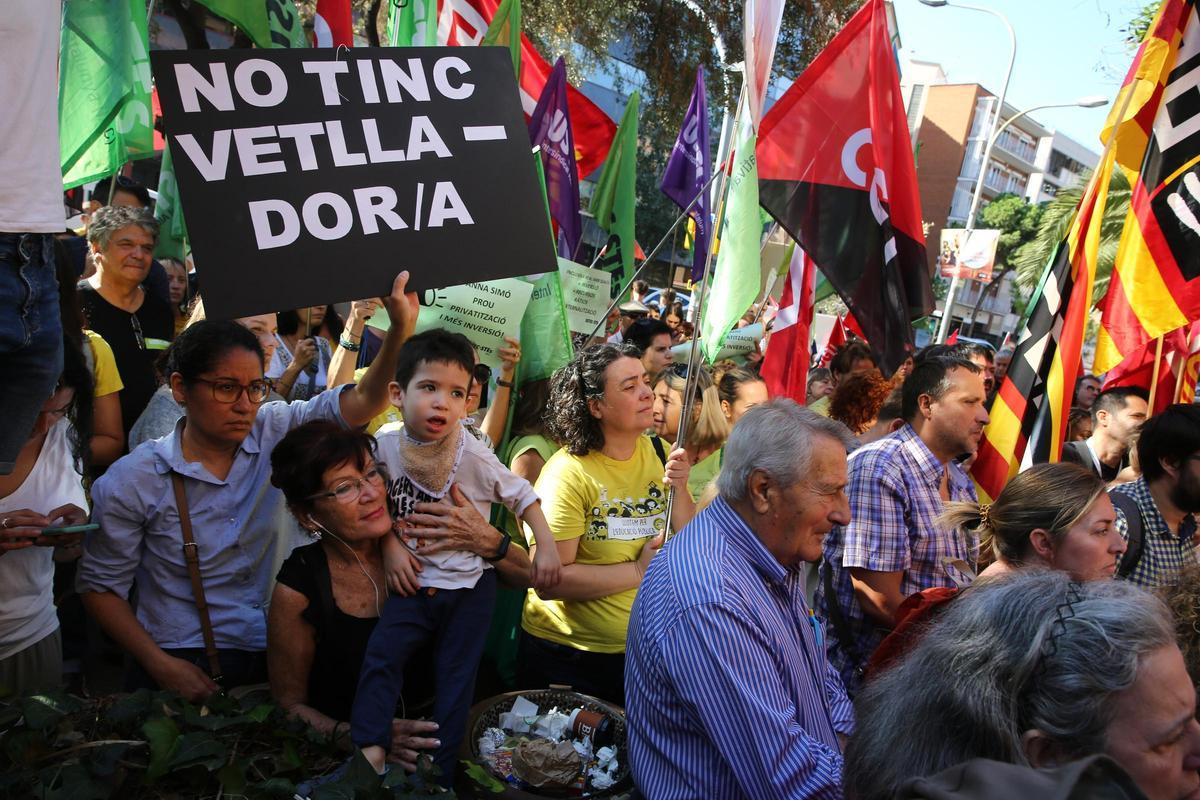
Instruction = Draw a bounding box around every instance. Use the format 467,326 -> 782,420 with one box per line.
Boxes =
840,127 -> 899,265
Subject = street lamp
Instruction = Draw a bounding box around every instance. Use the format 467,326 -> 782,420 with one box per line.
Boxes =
920,0 -> 1017,343
957,94 -> 1110,338
989,96 -> 1108,146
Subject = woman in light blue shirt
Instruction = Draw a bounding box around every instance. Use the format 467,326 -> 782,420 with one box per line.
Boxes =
77,273 -> 417,700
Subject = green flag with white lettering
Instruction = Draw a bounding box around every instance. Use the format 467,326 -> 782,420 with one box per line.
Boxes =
59,0 -> 154,189
194,0 -> 307,49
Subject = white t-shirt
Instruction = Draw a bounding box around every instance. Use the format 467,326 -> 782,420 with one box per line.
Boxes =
375,422 -> 538,590
0,420 -> 88,659
0,4 -> 63,232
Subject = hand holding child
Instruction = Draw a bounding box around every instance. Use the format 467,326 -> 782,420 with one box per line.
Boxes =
530,542 -> 562,591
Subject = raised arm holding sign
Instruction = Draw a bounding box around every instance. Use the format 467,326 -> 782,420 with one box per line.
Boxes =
151,47 -> 556,320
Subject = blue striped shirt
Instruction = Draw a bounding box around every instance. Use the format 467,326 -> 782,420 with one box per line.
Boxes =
626,497 -> 853,800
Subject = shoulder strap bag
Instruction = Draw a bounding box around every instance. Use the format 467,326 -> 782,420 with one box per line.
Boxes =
170,472 -> 224,682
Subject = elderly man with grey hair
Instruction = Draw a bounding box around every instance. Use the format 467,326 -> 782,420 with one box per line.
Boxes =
626,399 -> 855,800
78,205 -> 175,446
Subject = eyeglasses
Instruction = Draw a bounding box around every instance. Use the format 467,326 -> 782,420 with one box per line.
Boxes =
191,377 -> 273,404
473,363 -> 492,384
307,466 -> 387,504
669,363 -> 690,379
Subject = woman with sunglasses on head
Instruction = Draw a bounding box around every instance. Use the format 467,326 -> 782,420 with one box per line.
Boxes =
0,337 -> 93,698
651,365 -> 731,502
76,274 -> 419,700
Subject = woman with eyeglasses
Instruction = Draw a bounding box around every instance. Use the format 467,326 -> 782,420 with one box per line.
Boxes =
77,273 -> 418,700
0,337 -> 93,698
127,305 -> 286,451
651,365 -> 731,502
519,344 -> 694,704
264,421 -> 439,773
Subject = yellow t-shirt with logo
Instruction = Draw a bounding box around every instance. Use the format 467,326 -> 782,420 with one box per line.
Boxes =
521,436 -> 669,653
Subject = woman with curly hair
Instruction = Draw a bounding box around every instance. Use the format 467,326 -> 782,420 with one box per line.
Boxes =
518,344 -> 694,704
828,368 -> 896,438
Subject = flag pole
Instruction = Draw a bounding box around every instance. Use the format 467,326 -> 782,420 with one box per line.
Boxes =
1148,334 -> 1165,412
1174,344 -> 1188,404
662,89 -> 742,536
585,166 -> 726,341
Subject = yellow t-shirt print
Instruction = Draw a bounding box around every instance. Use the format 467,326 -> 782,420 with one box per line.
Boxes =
522,436 -> 669,653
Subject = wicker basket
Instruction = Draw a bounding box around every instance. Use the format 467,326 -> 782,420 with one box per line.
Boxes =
456,688 -> 633,799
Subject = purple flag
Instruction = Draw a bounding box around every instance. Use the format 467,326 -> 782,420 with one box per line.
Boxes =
660,67 -> 711,279
528,57 -> 582,259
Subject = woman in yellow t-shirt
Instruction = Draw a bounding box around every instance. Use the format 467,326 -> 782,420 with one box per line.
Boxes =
519,344 -> 695,704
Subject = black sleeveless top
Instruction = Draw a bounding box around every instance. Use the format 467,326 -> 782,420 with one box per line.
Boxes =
275,543 -> 434,721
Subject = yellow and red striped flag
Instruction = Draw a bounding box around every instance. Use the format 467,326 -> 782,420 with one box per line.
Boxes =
1095,0 -> 1200,372
971,152 -> 1111,502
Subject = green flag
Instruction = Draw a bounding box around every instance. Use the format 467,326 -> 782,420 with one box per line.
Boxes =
481,0 -> 521,78
701,93 -> 763,363
589,91 -> 639,297
517,271 -> 574,383
387,0 -> 439,46
518,149 -> 573,383
194,0 -> 307,49
59,0 -> 154,189
154,145 -> 189,262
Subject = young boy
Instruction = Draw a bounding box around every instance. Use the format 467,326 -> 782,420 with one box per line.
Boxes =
349,329 -> 560,782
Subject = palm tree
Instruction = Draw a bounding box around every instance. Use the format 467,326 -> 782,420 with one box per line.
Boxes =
1010,167 -> 1131,305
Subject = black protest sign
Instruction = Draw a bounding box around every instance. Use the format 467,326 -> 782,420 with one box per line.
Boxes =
150,47 -> 557,320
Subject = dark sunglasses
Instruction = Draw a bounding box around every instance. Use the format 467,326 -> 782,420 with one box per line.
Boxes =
473,363 -> 492,384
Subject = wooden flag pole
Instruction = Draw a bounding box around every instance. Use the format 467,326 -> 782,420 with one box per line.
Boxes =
1148,334 -> 1165,412
1174,345 -> 1188,405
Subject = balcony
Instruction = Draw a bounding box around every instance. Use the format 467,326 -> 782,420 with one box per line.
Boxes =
991,129 -> 1040,171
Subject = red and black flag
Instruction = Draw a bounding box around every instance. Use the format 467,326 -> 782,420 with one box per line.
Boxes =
756,0 -> 932,374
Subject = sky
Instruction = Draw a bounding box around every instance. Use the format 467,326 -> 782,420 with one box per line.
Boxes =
892,0 -> 1150,150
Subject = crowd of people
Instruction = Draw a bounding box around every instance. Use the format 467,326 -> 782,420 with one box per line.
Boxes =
4,178 -> 1200,800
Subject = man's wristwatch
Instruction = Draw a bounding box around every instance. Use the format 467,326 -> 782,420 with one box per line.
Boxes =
496,378 -> 515,388
484,531 -> 511,562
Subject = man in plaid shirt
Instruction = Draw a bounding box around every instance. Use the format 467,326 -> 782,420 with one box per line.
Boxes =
816,355 -> 989,695
1112,404 -> 1200,589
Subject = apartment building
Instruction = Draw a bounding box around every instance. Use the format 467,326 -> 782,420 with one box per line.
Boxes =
901,60 -> 1099,342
